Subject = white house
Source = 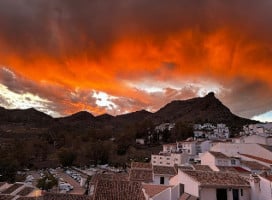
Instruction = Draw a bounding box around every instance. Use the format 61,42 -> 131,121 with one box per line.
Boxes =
194,123 -> 230,139
200,151 -> 232,171
196,140 -> 212,154
240,160 -> 270,174
248,173 -> 272,200
152,165 -> 177,185
176,170 -> 251,200
177,140 -> 197,155
151,152 -> 189,167
211,142 -> 272,167
242,123 -> 272,136
162,143 -> 178,153
142,183 -> 181,200
136,138 -> 145,145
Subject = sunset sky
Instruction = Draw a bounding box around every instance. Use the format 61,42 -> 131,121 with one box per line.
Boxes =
0,0 -> 272,121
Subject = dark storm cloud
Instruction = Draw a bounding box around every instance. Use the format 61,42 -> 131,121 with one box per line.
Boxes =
219,78 -> 272,118
0,0 -> 272,58
0,0 -> 272,119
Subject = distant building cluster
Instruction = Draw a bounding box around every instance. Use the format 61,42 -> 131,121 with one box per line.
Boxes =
194,123 -> 230,139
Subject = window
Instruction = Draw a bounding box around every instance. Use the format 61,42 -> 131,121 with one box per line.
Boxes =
160,157 -> 162,159
153,161 -> 156,163
232,189 -> 239,200
166,162 -> 170,165
160,177 -> 165,184
166,158 -> 170,160
216,189 -> 227,200
231,159 -> 236,165
240,189 -> 243,196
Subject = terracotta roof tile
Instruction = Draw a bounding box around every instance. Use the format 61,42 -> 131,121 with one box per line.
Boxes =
241,160 -> 270,170
129,169 -> 153,182
153,166 -> 177,176
209,151 -> 229,159
192,165 -> 212,171
179,193 -> 198,200
216,166 -> 238,173
93,180 -> 145,200
232,167 -> 251,174
261,174 -> 272,182
239,153 -> 272,164
90,172 -> 128,184
142,184 -> 171,198
178,166 -> 194,171
183,170 -> 250,187
131,162 -> 152,169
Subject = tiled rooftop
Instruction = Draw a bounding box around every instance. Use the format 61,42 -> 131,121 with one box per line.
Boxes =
183,170 -> 250,187
90,172 -> 129,184
131,162 -> 152,169
178,166 -> 194,171
142,183 -> 171,198
93,180 -> 145,200
259,144 -> 272,152
179,193 -> 198,200
153,166 -> 177,176
232,167 -> 251,174
216,166 -> 239,173
261,174 -> 272,182
192,164 -> 212,171
241,160 -> 270,170
239,153 -> 272,164
129,169 -> 153,182
209,151 -> 229,159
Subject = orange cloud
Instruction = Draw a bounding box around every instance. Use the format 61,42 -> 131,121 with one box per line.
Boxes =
0,0 -> 272,118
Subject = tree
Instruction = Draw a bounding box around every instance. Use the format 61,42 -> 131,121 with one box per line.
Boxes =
37,174 -> 58,191
58,148 -> 77,167
0,158 -> 18,183
171,121 -> 193,141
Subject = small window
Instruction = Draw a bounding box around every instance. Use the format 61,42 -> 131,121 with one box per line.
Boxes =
160,157 -> 162,159
153,161 -> 156,163
167,162 -> 170,165
240,189 -> 243,196
166,158 -> 170,160
160,177 -> 165,184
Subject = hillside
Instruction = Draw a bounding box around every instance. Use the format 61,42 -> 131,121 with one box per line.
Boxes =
0,92 -> 258,169
151,92 -> 254,126
0,92 -> 256,132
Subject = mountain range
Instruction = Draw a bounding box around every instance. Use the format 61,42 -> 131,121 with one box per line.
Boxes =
0,92 -> 256,135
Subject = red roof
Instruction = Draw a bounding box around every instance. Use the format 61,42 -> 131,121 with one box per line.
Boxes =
232,167 -> 251,174
239,153 -> 272,164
